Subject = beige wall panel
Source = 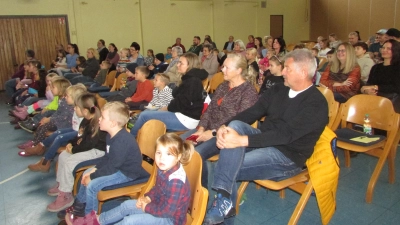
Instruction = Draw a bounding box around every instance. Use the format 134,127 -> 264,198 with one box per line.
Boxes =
396,0 -> 400,27
71,0 -> 141,53
223,2 -> 257,44
327,0 -> 349,42
169,0 -> 213,50
370,0 -> 396,33
347,0 -> 371,41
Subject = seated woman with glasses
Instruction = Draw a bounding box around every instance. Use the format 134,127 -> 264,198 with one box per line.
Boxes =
361,39 -> 400,112
180,53 -> 258,188
319,43 -> 361,103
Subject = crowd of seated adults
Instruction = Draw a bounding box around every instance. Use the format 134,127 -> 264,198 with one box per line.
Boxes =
3,27 -> 400,225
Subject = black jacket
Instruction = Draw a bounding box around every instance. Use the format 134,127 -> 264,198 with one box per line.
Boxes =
223,41 -> 234,51
99,47 -> 109,64
82,58 -> 100,79
168,68 -> 208,120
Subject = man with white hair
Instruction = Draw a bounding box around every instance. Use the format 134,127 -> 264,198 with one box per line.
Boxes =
203,49 -> 329,225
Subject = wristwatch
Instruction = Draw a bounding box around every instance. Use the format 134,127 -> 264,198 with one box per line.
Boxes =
212,129 -> 217,137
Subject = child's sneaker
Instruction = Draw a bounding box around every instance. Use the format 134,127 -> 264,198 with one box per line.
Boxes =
19,118 -> 38,133
47,182 -> 60,196
17,140 -> 33,149
82,210 -> 100,225
203,194 -> 235,225
14,105 -> 27,112
47,192 -> 74,212
12,109 -> 28,120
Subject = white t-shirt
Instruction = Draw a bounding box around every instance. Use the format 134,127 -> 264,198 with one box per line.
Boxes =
175,113 -> 199,129
72,111 -> 84,131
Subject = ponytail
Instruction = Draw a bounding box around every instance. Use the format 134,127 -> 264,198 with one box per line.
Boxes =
180,140 -> 194,165
75,93 -> 100,137
156,133 -> 194,165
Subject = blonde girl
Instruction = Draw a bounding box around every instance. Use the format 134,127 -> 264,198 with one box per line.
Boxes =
76,133 -> 193,225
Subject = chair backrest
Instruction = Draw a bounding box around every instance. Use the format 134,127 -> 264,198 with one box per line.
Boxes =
332,95 -> 397,132
317,87 -> 339,129
136,119 -> 166,174
202,78 -> 209,91
317,57 -> 327,70
105,70 -> 117,87
185,151 -> 208,225
114,73 -> 127,91
208,72 -> 224,93
286,43 -> 295,52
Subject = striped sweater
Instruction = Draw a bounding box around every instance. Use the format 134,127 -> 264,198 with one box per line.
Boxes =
148,86 -> 173,108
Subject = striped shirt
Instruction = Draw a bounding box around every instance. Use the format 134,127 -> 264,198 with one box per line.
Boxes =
148,86 -> 173,108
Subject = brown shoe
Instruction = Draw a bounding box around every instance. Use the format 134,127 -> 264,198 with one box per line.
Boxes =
28,157 -> 51,172
24,144 -> 46,156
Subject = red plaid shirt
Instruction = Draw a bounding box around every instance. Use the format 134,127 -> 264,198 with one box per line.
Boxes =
145,164 -> 191,225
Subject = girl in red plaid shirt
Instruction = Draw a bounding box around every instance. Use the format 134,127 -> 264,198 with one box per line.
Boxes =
76,133 -> 194,225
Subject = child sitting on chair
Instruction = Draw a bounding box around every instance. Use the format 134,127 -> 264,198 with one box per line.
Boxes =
67,133 -> 193,225
145,73 -> 173,110
65,101 -> 149,220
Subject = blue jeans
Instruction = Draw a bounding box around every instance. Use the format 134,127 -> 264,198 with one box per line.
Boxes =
98,91 -> 120,98
22,96 -> 44,106
70,75 -> 94,85
212,120 -> 302,204
76,168 -> 133,215
32,110 -> 56,124
130,111 -> 188,137
42,128 -> 77,160
64,72 -> 80,80
99,199 -> 173,225
181,129 -> 219,188
5,78 -> 17,97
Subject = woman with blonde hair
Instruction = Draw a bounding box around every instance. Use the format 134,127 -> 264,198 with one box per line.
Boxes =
130,52 -> 208,137
180,53 -> 258,188
64,48 -> 100,85
320,43 -> 361,103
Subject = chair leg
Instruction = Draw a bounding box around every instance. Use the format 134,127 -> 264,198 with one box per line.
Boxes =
279,190 -> 286,198
255,184 -> 261,189
98,201 -> 103,215
344,150 -> 351,167
236,182 -> 249,215
288,180 -> 313,225
366,147 -> 392,203
388,129 -> 400,184
73,171 -> 84,196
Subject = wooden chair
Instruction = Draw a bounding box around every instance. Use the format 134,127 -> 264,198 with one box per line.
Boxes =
103,70 -> 117,88
236,126 -> 339,225
286,43 -> 296,52
208,72 -> 224,93
96,119 -> 166,212
138,151 -> 208,225
202,78 -> 209,91
317,57 -> 327,70
331,94 -> 400,203
114,73 -> 128,91
305,42 -> 316,50
317,86 -> 339,129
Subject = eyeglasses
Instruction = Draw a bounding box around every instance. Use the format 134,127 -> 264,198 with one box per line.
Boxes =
336,49 -> 346,53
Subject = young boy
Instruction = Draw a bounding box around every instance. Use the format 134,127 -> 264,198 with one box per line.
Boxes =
146,73 -> 173,110
148,53 -> 168,79
354,42 -> 375,84
68,102 -> 149,218
125,66 -> 153,110
90,61 -> 111,88
165,47 -> 172,60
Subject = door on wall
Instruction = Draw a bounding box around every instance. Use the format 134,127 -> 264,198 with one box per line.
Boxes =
270,15 -> 283,38
0,15 -> 70,90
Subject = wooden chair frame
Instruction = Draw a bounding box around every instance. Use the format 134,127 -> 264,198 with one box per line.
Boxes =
331,95 -> 400,203
317,86 -> 339,129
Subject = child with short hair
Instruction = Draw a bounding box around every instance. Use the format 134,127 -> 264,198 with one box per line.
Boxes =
165,47 -> 173,60
26,85 -> 87,171
65,101 -> 149,219
12,73 -> 58,120
146,73 -> 173,110
90,61 -> 111,88
18,79 -> 77,156
125,66 -> 154,110
116,48 -> 130,73
354,42 -> 375,84
69,133 -> 193,225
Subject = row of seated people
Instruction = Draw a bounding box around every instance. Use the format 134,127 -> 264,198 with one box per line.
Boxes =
5,32 -> 400,225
